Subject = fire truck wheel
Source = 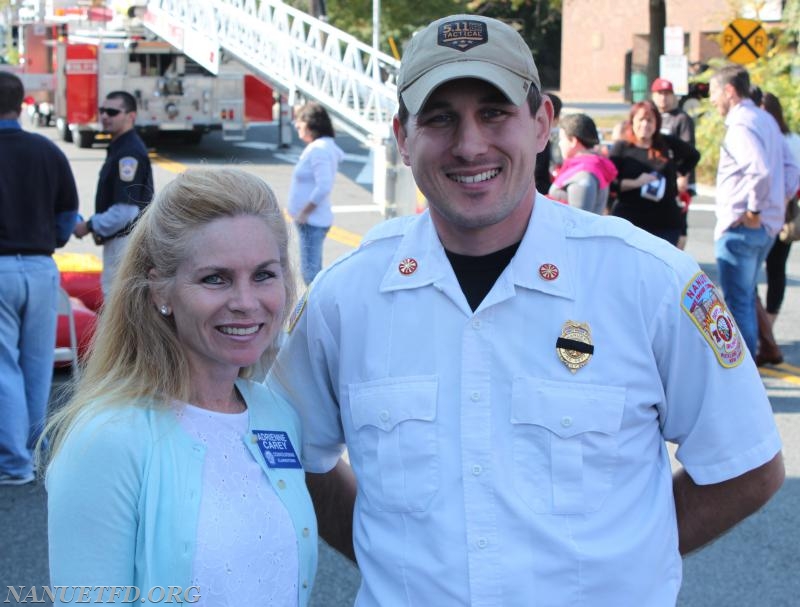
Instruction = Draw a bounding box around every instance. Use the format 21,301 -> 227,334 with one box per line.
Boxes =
75,131 -> 95,149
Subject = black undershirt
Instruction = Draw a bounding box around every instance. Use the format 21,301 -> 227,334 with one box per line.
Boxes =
445,241 -> 521,311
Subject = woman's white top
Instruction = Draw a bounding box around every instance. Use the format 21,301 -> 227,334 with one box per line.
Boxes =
174,403 -> 298,607
287,136 -> 345,228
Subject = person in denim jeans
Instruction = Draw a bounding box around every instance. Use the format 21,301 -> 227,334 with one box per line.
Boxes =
287,102 -> 344,285
0,72 -> 79,485
709,65 -> 800,357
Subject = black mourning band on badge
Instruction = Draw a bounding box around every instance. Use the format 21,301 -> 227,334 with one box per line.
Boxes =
555,337 -> 595,354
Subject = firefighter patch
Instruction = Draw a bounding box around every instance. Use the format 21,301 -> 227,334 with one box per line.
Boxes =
119,157 -> 138,182
681,272 -> 744,368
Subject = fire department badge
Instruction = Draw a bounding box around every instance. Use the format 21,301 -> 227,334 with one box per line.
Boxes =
556,321 -> 594,373
681,272 -> 744,368
119,157 -> 138,182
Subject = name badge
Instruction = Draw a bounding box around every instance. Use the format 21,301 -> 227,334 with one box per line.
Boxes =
252,430 -> 301,469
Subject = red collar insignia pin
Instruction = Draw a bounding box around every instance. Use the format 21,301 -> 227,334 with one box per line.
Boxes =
399,258 -> 418,275
539,263 -> 559,280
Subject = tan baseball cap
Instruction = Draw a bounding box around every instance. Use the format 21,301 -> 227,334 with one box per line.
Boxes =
397,15 -> 541,115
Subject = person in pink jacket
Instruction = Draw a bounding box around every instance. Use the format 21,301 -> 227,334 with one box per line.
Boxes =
548,112 -> 617,214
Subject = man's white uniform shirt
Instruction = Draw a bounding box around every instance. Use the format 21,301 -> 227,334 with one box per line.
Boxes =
269,196 -> 781,607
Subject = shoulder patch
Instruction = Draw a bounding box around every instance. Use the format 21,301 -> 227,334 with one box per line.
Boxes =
119,157 -> 138,182
681,272 -> 744,368
287,288 -> 308,334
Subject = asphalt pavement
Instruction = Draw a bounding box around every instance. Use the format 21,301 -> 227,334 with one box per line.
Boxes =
2,123 -> 800,606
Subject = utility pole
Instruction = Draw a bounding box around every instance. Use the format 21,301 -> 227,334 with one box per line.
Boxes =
309,0 -> 326,20
648,0 -> 666,85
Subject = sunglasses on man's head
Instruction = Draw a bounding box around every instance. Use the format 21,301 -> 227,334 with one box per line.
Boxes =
98,107 -> 124,117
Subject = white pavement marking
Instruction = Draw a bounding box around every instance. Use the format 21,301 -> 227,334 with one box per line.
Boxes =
356,151 -> 373,185
235,141 -> 278,150
274,152 -> 300,164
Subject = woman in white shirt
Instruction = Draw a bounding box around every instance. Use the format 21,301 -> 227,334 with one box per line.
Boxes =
288,102 -> 344,285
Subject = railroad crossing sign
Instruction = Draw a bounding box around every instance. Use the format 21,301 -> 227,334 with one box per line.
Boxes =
720,18 -> 767,64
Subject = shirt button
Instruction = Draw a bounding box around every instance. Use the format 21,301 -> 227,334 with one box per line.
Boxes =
471,465 -> 482,476
472,319 -> 482,329
477,538 -> 488,549
561,416 -> 573,428
379,410 -> 390,422
277,479 -> 286,490
302,527 -> 310,538
302,581 -> 308,589
470,391 -> 480,402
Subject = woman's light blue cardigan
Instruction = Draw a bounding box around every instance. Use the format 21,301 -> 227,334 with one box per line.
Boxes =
47,379 -> 318,605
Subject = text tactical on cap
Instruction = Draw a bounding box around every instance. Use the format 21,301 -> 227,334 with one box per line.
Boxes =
397,15 -> 541,114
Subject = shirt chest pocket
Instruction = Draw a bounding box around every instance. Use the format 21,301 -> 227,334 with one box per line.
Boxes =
349,376 -> 439,513
511,377 -> 626,514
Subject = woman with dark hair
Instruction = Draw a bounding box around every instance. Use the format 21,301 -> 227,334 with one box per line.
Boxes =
288,102 -> 344,285
755,92 -> 800,365
548,112 -> 617,214
609,100 -> 700,246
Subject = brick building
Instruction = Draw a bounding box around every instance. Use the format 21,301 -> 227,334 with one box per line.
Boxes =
559,0 -> 786,102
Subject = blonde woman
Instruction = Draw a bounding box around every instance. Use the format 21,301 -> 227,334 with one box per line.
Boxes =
43,168 -> 317,605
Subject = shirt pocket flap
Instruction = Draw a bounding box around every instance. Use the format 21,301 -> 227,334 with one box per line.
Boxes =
349,375 -> 438,432
511,377 -> 625,439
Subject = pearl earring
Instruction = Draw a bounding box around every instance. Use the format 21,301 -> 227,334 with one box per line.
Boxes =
159,305 -> 170,316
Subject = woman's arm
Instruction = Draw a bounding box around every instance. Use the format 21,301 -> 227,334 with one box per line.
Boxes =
610,142 -> 657,193
296,146 -> 338,224
47,412 -> 144,600
619,173 -> 657,192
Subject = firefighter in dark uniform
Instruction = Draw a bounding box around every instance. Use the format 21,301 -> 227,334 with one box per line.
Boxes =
74,91 -> 154,295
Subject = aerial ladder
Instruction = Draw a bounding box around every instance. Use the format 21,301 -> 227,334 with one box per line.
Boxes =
143,0 -> 416,215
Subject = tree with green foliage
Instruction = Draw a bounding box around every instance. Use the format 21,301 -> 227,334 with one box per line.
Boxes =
465,0 -> 563,88
311,0 -> 468,57
694,1 -> 800,184
290,0 -> 563,88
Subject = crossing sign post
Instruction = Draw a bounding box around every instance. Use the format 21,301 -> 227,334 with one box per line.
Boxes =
720,18 -> 767,64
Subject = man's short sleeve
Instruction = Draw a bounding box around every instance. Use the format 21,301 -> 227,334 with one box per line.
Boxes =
654,269 -> 781,485
267,288 -> 347,473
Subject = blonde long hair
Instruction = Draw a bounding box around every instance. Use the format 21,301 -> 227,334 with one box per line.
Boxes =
42,168 -> 297,462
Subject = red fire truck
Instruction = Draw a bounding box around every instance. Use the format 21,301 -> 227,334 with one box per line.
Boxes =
54,27 -> 273,147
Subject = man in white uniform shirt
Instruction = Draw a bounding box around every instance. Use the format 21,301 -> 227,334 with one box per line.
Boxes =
268,15 -> 784,606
